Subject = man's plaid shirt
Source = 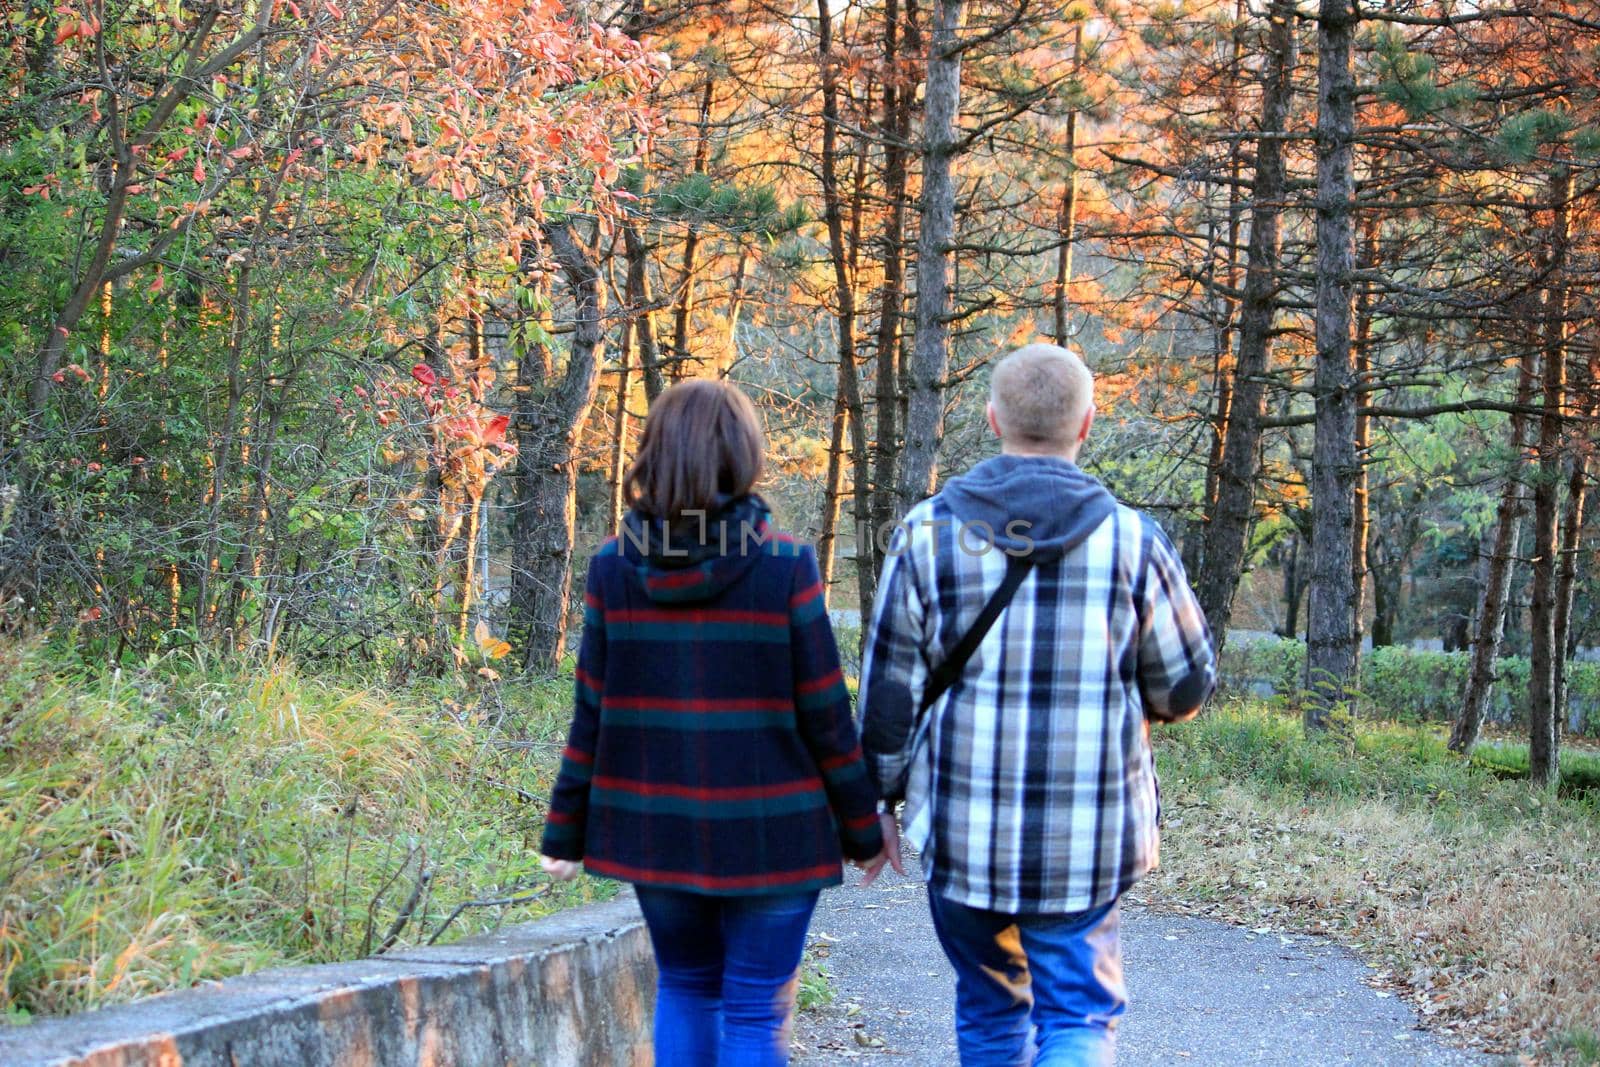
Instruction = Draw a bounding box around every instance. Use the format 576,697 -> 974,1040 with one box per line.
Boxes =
860,488 -> 1215,915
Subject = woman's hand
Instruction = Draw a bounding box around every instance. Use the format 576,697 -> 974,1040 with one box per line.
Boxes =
855,812 -> 906,889
540,855 -> 581,882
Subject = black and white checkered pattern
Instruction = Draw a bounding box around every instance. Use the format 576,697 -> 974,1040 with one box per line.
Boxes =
861,496 -> 1215,914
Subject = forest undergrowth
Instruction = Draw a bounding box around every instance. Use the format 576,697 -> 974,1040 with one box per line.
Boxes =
6,641 -> 1598,1067
0,638 -> 603,1022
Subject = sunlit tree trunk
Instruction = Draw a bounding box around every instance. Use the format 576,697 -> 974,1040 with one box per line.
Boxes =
1050,26 -> 1084,346
898,0 -> 964,511
1350,215 -> 1379,682
608,318 -> 633,534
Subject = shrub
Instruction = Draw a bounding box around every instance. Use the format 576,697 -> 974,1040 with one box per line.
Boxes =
1218,637 -> 1600,737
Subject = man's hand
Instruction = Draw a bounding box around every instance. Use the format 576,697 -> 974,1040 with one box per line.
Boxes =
856,812 -> 906,888
540,855 -> 581,882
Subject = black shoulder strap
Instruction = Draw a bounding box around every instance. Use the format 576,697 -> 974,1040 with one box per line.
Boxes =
919,555 -> 1034,713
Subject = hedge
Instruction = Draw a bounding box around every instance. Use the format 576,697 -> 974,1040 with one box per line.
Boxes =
1218,637 -> 1600,738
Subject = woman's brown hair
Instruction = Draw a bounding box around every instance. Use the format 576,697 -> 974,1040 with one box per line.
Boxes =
624,379 -> 765,520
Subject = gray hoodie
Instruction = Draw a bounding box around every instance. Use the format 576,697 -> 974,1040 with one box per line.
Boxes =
938,453 -> 1117,564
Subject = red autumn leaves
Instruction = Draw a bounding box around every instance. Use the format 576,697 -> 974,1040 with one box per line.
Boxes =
407,360 -> 515,496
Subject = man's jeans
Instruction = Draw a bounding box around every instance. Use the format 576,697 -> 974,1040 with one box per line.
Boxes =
928,892 -> 1127,1066
633,885 -> 819,1067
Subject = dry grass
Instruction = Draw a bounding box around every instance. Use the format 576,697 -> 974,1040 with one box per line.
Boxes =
1146,701 -> 1600,1064
0,638 -> 607,1022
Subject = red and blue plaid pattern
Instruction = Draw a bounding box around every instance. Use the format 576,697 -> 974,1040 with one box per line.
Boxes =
541,523 -> 883,895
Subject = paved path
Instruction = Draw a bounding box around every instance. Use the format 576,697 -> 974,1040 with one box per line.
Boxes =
792,866 -> 1488,1066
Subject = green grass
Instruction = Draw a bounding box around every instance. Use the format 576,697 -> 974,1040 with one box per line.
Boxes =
1156,697 -> 1599,825
1150,700 -> 1600,1061
1471,741 -> 1600,795
796,957 -> 836,1013
0,638 -> 608,1022
1553,1027 -> 1600,1067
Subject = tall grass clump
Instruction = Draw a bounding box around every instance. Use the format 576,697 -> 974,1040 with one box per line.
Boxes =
0,638 -> 599,1021
1150,699 -> 1600,1061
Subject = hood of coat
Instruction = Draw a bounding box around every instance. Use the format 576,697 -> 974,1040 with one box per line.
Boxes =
937,454 -> 1116,564
620,494 -> 774,603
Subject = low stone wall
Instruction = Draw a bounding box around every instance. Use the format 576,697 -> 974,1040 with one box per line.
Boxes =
0,897 -> 655,1067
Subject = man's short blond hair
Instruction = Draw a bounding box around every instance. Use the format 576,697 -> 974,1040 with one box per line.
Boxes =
989,343 -> 1094,449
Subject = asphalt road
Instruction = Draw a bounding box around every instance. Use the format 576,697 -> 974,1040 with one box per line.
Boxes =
792,865 -> 1490,1066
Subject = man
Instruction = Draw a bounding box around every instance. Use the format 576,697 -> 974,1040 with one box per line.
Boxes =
858,343 -> 1215,1066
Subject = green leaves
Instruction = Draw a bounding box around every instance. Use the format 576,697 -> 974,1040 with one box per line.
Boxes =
1371,27 -> 1476,119
1573,125 -> 1600,159
1495,108 -> 1577,163
652,173 -> 808,237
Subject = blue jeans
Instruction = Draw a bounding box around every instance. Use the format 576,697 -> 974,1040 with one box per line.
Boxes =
928,893 -> 1127,1067
633,886 -> 820,1067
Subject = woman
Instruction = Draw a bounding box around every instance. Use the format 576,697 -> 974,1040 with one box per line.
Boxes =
539,379 -> 895,1066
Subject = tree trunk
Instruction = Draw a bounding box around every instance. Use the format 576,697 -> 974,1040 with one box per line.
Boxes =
816,0 -> 877,623
197,265 -> 252,636
1552,333 -> 1592,734
1051,25 -> 1085,346
1350,216 -> 1378,681
1553,398 -> 1590,735
421,292 -> 457,636
670,78 -> 716,382
1370,531 -> 1401,649
1450,349 -> 1536,753
1194,0 -> 1297,649
622,219 -> 665,400
898,0 -> 965,511
1305,0 -> 1359,731
511,222 -> 605,673
724,248 -> 749,373
1529,167 -> 1571,786
234,360 -> 296,636
607,321 -> 632,534
1280,534 -> 1303,638
1051,133 -> 1079,345
870,0 -> 912,544
1197,0 -> 1250,572
30,157 -> 136,424
817,393 -> 848,595
1199,194 -> 1239,574
618,0 -> 662,400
